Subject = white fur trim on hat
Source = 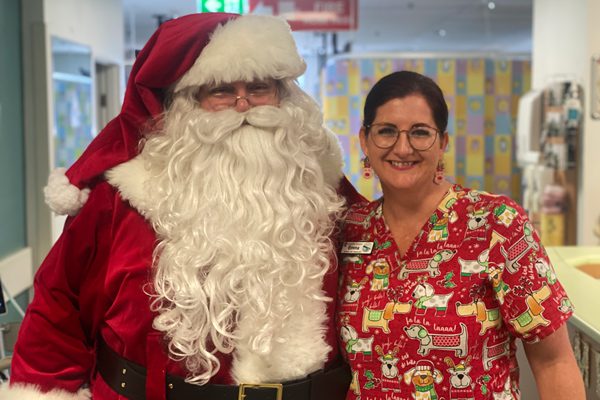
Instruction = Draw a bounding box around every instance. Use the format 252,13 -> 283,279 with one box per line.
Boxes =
415,360 -> 434,371
175,15 -> 306,91
43,168 -> 90,216
0,383 -> 91,400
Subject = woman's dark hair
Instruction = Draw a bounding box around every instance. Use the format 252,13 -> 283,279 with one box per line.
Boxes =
363,71 -> 448,134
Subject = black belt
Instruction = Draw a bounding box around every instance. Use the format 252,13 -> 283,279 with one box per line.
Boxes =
96,337 -> 351,400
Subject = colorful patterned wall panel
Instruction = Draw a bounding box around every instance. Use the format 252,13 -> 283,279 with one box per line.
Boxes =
323,57 -> 530,201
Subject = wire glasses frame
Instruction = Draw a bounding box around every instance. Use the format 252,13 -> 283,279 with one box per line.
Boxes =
365,123 -> 440,151
198,80 -> 279,110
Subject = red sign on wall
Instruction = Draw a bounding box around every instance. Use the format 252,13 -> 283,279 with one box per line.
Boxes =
249,0 -> 358,31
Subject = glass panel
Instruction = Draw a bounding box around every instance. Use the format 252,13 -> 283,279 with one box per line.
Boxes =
51,36 -> 93,169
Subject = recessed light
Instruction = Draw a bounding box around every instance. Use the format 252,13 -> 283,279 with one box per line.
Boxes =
488,1 -> 496,10
437,29 -> 447,37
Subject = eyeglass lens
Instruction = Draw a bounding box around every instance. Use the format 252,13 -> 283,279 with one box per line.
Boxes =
370,124 -> 438,150
203,81 -> 277,109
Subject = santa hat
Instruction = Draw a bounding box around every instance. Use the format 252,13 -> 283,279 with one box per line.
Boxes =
415,360 -> 434,372
44,13 -> 307,216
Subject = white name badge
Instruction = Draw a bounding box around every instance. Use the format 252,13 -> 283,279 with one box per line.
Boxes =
341,241 -> 374,255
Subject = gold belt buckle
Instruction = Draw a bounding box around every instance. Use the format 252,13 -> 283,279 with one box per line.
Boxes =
238,383 -> 283,400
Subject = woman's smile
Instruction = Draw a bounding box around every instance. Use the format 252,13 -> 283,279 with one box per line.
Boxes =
388,160 -> 419,169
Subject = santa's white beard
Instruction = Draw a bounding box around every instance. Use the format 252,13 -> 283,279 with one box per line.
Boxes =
142,101 -> 344,385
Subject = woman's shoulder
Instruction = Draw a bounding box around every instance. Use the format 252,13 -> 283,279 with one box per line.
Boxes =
453,185 -> 533,242
339,198 -> 381,235
455,185 -> 523,211
345,198 -> 380,218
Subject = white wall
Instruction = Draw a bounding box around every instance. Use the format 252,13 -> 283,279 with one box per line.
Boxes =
581,1 -> 600,245
532,0 -> 600,245
45,0 -> 124,65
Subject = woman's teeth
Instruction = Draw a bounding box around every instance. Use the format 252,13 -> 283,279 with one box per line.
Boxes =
390,161 -> 415,167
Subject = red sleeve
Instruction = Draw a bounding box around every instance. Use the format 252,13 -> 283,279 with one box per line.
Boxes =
10,182 -> 116,394
338,176 -> 366,207
487,196 -> 573,343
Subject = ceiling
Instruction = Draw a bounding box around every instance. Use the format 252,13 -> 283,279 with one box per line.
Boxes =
122,0 -> 533,59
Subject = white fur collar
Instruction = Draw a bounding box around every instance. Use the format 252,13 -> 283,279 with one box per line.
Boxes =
105,157 -> 151,217
0,384 -> 91,400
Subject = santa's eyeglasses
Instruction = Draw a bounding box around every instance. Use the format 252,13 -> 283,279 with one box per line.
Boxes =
198,80 -> 279,110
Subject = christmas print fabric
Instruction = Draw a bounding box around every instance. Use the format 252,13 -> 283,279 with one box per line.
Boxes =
337,185 -> 573,400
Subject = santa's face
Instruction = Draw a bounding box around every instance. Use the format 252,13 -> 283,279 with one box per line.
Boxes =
196,79 -> 280,112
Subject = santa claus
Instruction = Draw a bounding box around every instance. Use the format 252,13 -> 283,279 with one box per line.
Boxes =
2,13 -> 361,400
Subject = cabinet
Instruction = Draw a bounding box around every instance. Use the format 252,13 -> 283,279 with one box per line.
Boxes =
569,323 -> 600,400
546,247 -> 600,399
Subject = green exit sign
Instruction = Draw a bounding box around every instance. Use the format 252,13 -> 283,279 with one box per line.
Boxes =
197,0 -> 249,13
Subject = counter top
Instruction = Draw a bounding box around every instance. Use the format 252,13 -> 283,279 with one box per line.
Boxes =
547,246 -> 600,343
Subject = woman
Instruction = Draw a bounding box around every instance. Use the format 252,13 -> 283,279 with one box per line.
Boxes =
336,71 -> 584,399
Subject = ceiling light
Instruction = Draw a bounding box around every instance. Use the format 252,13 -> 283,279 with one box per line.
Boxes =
487,1 -> 496,10
437,29 -> 447,37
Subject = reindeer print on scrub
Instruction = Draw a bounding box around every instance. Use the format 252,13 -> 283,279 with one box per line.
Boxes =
376,345 -> 402,393
361,287 -> 412,334
341,276 -> 369,315
508,280 -> 552,337
445,356 -> 476,400
337,185 -> 573,400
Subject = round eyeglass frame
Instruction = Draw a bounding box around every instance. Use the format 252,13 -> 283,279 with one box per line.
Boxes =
364,123 -> 441,151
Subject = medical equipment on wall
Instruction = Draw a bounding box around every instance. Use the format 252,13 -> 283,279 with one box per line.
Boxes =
516,81 -> 583,245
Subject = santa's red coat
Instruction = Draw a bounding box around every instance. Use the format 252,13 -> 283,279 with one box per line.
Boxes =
9,177 -> 362,400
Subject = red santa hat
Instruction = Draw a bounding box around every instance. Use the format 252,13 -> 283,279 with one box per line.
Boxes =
415,360 -> 435,372
44,12 -> 307,216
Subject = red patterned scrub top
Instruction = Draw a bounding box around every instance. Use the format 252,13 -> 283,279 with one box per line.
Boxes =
336,185 -> 574,400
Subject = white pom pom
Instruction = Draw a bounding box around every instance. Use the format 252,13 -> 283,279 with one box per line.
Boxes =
43,168 -> 90,216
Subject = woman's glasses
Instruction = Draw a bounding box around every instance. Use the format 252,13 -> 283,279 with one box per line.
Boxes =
365,123 -> 440,151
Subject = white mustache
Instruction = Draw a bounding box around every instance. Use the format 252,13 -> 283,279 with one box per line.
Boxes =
244,105 -> 292,129
184,105 -> 292,145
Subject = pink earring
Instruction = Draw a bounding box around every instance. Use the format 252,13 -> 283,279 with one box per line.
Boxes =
433,160 -> 445,185
362,157 -> 373,180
